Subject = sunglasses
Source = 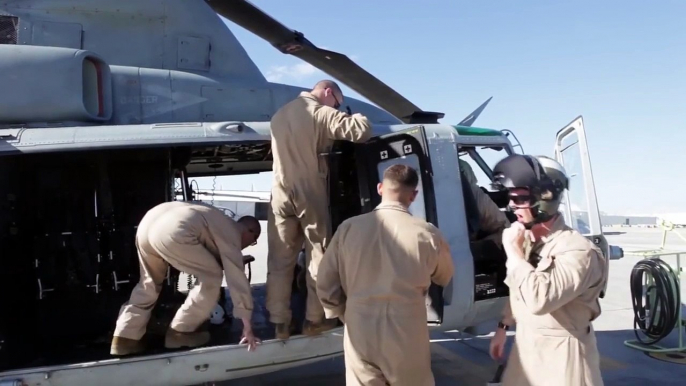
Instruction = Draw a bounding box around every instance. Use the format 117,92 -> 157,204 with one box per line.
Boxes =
330,90 -> 341,109
508,194 -> 533,207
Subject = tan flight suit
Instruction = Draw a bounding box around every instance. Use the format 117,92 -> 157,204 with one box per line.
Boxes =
459,159 -> 510,235
501,214 -> 608,386
316,201 -> 455,386
267,91 -> 373,324
113,201 -> 253,340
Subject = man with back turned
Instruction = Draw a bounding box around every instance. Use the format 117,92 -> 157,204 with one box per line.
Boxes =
317,164 -> 454,386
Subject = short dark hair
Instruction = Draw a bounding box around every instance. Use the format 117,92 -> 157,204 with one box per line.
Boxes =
237,215 -> 261,235
382,164 -> 419,190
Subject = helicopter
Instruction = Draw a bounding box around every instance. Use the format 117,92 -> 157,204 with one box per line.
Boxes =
0,0 -> 623,385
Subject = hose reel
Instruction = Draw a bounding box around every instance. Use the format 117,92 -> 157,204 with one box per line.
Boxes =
629,257 -> 681,345
623,222 -> 686,356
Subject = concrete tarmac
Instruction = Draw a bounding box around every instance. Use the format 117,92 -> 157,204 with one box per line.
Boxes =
215,225 -> 686,385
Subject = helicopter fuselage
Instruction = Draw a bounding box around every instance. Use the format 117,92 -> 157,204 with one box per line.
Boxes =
0,119 -> 516,385
0,1 -> 622,385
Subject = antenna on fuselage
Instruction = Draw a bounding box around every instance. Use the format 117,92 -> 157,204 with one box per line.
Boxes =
458,96 -> 493,127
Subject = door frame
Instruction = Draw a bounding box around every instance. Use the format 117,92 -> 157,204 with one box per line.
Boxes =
353,125 -> 443,322
554,116 -> 610,297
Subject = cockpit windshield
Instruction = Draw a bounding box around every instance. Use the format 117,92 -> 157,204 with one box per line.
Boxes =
458,145 -> 511,190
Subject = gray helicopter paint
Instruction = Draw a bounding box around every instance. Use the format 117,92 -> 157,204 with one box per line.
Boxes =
2,0 -> 266,80
0,0 -> 403,127
0,118 -> 516,384
0,122 -> 490,154
423,126 -> 515,330
0,44 -> 399,127
0,0 -> 524,383
0,112 -> 516,330
0,45 -> 112,122
109,65 -> 277,124
0,330 -> 346,386
0,116 -> 514,333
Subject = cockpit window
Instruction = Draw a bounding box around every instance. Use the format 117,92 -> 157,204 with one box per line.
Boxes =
458,145 -> 509,190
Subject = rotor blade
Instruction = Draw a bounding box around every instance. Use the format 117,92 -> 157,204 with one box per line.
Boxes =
205,0 -> 444,124
457,96 -> 493,127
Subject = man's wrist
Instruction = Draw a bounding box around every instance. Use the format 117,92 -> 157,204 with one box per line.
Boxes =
497,321 -> 510,331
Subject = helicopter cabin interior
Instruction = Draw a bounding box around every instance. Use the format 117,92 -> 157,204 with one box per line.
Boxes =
0,124 -> 514,372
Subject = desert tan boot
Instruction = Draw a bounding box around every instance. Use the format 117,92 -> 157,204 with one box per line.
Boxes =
302,318 -> 338,336
110,336 -> 145,356
164,328 -> 211,349
275,323 -> 290,340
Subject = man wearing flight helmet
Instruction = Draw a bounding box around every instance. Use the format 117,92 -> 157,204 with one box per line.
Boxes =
488,154 -> 607,386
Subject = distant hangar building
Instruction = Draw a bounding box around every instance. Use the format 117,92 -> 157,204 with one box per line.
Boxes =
601,214 -> 658,227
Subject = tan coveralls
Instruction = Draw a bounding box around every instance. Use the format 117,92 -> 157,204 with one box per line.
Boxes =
113,201 -> 253,340
459,159 -> 510,235
316,201 -> 455,386
501,214 -> 608,386
267,91 -> 373,324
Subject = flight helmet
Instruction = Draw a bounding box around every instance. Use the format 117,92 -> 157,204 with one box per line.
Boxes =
491,154 -> 569,228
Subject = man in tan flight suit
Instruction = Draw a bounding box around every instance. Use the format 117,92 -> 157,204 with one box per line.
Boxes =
110,201 -> 262,356
488,154 -> 608,386
459,158 -> 510,236
267,80 -> 373,339
316,164 -> 455,386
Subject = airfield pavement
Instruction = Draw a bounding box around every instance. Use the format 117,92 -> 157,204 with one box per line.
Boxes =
207,225 -> 686,385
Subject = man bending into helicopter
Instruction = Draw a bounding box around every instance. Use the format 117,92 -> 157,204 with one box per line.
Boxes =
110,200 -> 262,356
266,79 -> 373,340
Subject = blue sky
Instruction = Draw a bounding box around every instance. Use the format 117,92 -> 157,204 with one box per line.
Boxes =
206,0 -> 685,216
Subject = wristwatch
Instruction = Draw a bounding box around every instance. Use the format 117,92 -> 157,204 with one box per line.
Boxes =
497,321 -> 510,331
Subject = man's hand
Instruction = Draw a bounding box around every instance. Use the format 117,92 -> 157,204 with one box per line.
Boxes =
502,222 -> 531,257
238,317 -> 261,352
489,328 -> 507,361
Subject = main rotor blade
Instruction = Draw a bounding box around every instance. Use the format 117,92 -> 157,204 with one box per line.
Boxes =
457,96 -> 492,127
206,0 -> 444,123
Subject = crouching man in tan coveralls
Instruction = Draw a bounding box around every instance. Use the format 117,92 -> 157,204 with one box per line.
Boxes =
267,79 -> 373,339
110,201 -> 262,356
316,164 -> 454,386
488,154 -> 608,386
